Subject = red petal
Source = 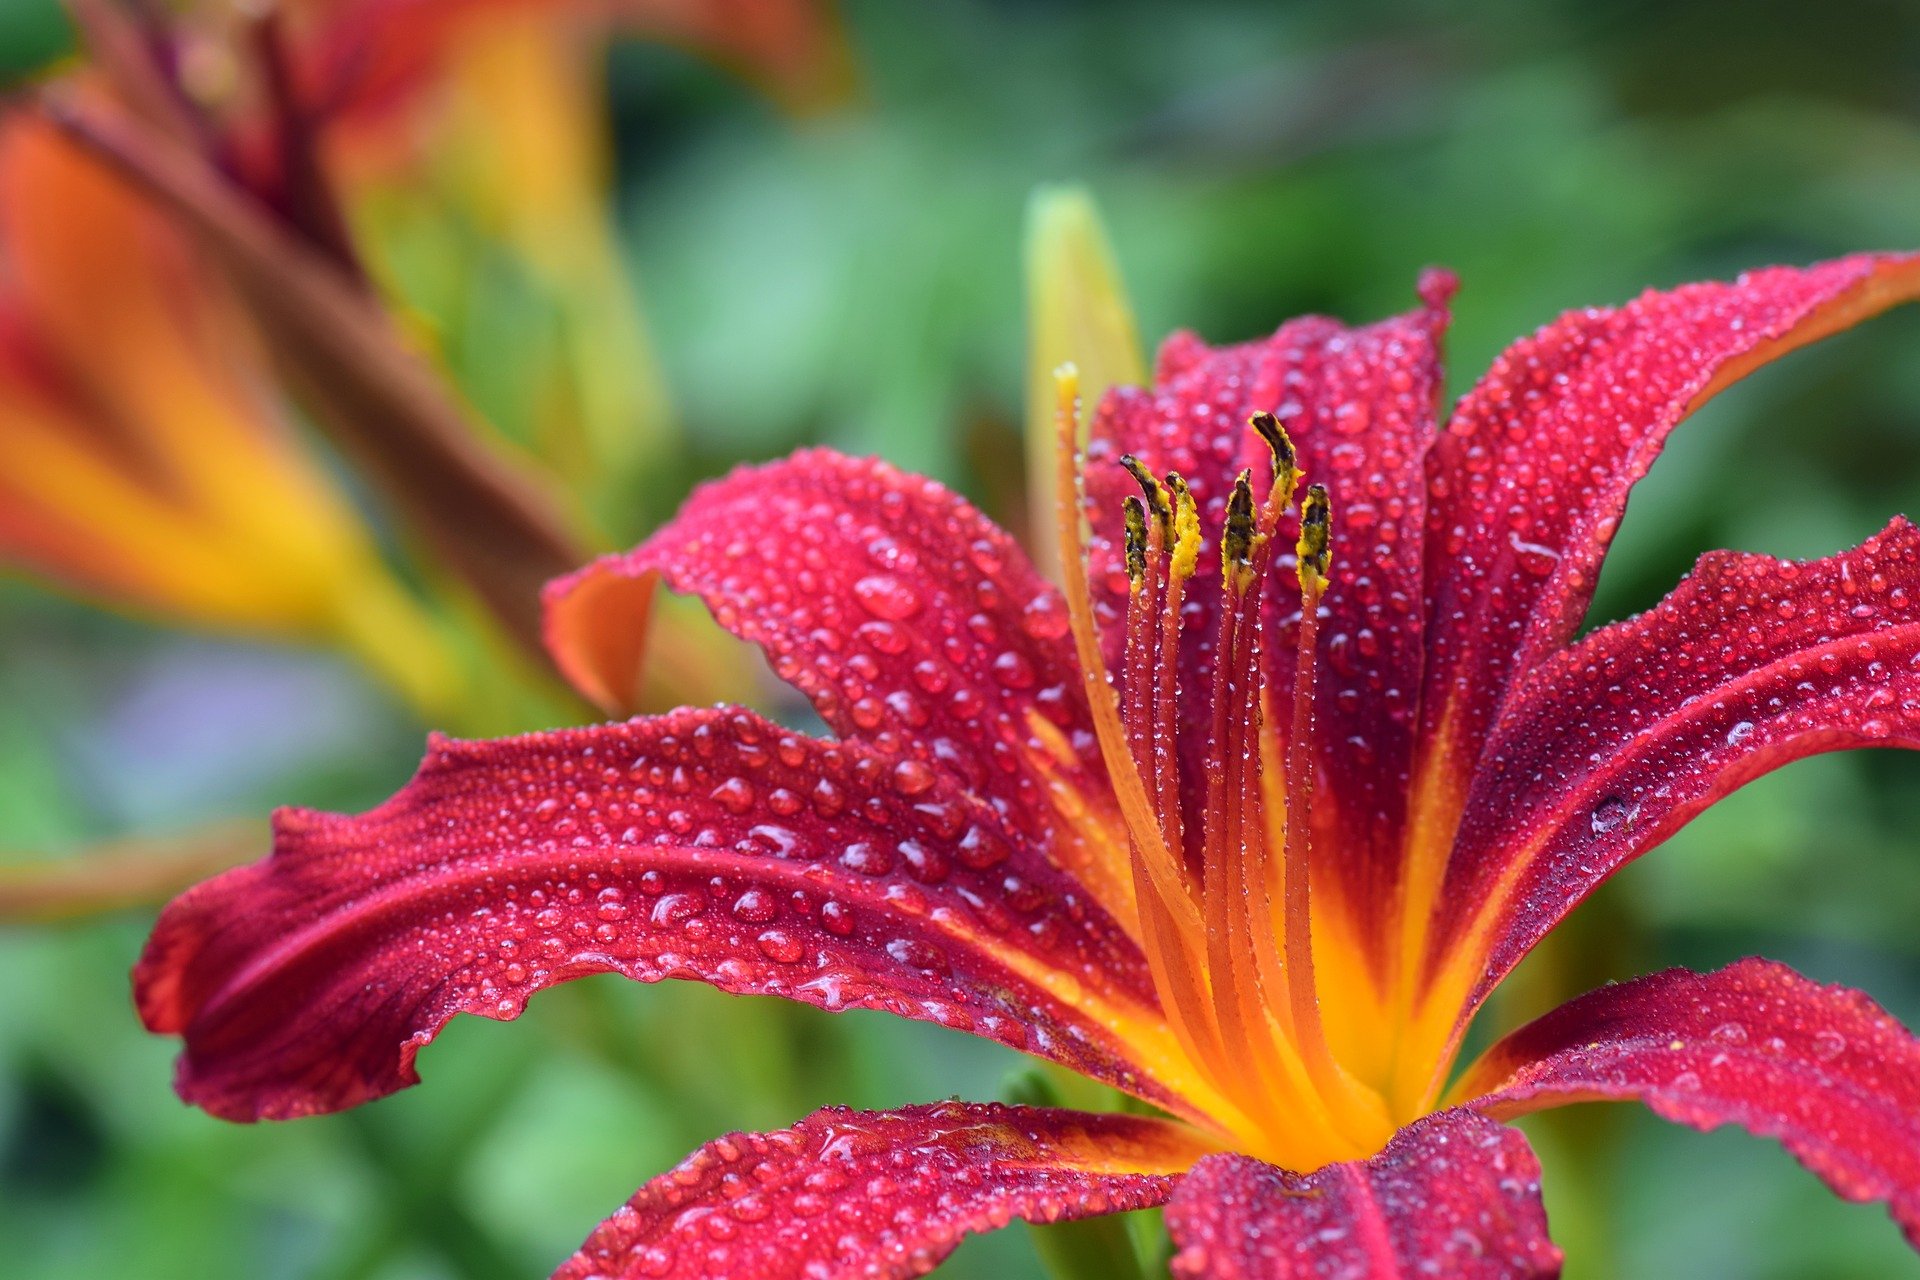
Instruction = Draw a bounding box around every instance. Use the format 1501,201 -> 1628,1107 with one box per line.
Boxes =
1459,959 -> 1920,1248
135,707 -> 1183,1122
1080,274 -> 1454,910
544,450 -> 1134,918
1419,253 -> 1920,786
1436,517 -> 1920,1002
1165,1109 -> 1560,1279
554,1102 -> 1205,1280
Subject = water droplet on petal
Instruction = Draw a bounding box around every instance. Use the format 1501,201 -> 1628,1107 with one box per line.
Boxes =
711,777 -> 756,815
1590,796 -> 1631,835
731,889 -> 777,923
891,759 -> 937,796
756,929 -> 804,963
853,575 -> 922,620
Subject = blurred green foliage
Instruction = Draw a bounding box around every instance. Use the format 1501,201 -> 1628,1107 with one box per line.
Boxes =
6,0 -> 1920,1276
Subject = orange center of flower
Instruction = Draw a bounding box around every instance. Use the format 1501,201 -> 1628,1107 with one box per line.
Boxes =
1052,369 -> 1416,1169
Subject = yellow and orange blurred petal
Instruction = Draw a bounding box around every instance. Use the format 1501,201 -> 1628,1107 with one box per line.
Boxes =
0,110 -> 455,715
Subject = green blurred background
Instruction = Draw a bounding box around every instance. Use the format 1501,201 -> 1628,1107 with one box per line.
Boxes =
5,0 -> 1920,1276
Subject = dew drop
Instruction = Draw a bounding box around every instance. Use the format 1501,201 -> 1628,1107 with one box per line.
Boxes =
853,575 -> 922,620
891,759 -> 937,796
1590,796 -> 1631,835
731,889 -> 777,923
885,937 -> 948,973
819,900 -> 855,936
1022,595 -> 1070,641
839,842 -> 895,876
756,929 -> 804,964
991,650 -> 1037,689
711,777 -> 756,815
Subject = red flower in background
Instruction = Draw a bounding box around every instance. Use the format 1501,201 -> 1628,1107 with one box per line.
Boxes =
138,254 -> 1920,1277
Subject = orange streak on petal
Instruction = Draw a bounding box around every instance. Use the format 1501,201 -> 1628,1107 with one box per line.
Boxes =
1691,256 -> 1920,407
1021,712 -> 1138,936
1386,254 -> 1920,1121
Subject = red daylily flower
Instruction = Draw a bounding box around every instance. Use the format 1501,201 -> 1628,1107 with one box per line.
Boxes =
138,254 -> 1920,1277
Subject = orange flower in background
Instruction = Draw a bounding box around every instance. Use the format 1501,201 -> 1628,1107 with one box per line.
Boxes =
2,0 -> 843,707
0,108 -> 456,715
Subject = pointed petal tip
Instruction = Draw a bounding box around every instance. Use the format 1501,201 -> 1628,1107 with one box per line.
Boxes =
133,704 -> 1173,1125
1418,265 -> 1460,312
1463,958 -> 1920,1251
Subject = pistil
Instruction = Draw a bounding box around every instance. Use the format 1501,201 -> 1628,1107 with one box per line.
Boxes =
1050,369 -> 1241,1122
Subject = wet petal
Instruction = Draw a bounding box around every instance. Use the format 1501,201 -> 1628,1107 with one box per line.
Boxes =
1436,517 -> 1920,1006
1459,959 -> 1920,1249
135,707 -> 1212,1123
543,450 -> 1133,921
1417,252 -> 1920,797
1165,1109 -> 1560,1279
555,1102 -> 1205,1280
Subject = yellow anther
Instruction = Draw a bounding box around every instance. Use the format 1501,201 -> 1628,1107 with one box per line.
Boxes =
1296,483 -> 1332,595
1221,471 -> 1258,594
1166,472 -> 1202,582
1122,495 -> 1149,587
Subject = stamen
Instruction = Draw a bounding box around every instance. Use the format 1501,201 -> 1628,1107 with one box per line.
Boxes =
1164,473 -> 1201,581
1297,483 -> 1332,595
1194,457 -> 1357,1155
1220,471 -> 1258,591
1151,476 -> 1197,867
1070,390 -> 1399,1159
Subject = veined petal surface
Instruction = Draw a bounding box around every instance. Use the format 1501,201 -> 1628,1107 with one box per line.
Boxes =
544,450 -> 1133,919
135,706 -> 1193,1123
1418,252 -> 1920,788
555,1102 -> 1205,1280
1165,1109 -> 1560,1279
1439,517 -> 1920,1001
1460,959 -> 1920,1247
